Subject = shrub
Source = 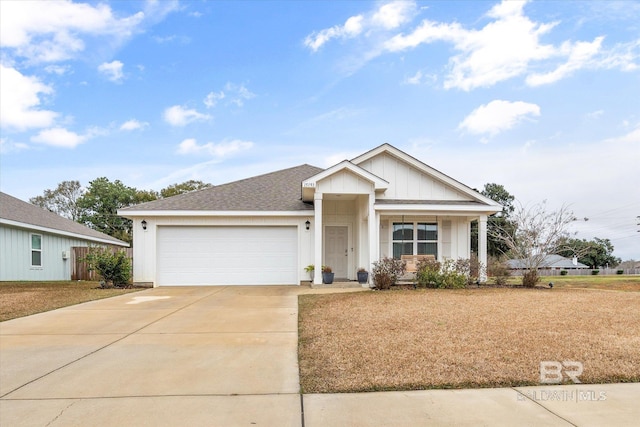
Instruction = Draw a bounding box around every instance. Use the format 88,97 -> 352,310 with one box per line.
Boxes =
372,257 -> 406,290
84,247 -> 132,288
487,257 -> 510,286
617,270 -> 624,275
592,270 -> 600,276
415,258 -> 441,288
415,258 -> 467,289
560,270 -> 568,276
522,270 -> 539,288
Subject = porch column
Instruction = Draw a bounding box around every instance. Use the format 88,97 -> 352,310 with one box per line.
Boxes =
367,194 -> 378,287
478,215 -> 488,282
313,192 -> 323,285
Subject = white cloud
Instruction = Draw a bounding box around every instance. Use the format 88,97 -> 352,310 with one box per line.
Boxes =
586,110 -> 604,120
98,60 -> 124,82
44,64 -> 70,75
203,83 -> 256,108
459,100 -> 541,137
225,83 -> 256,107
0,138 -> 30,154
526,37 -> 604,86
305,15 -> 364,51
31,127 -> 88,148
203,91 -> 225,108
0,1 -> 145,63
604,125 -> 640,144
176,138 -> 254,157
305,1 -> 417,51
120,119 -> 149,131
163,105 -> 211,126
403,70 -> 437,85
385,1 -> 559,90
371,1 -> 417,30
0,64 -> 58,131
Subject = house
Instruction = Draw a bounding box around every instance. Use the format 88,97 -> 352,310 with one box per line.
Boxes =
118,144 -> 501,287
0,192 -> 128,281
507,254 -> 590,271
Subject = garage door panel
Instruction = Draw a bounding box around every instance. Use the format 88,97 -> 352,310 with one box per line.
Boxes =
156,226 -> 298,286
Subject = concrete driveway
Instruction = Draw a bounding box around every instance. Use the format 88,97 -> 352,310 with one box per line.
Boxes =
1,286 -> 302,426
2,286 -> 638,426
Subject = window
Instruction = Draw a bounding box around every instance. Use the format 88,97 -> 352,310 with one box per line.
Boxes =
31,234 -> 42,267
392,222 -> 437,259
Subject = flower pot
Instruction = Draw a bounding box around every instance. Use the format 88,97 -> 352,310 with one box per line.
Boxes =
357,271 -> 369,284
322,272 -> 334,284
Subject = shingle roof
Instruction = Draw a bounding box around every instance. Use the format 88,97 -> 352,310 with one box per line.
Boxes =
507,255 -> 589,269
121,164 -> 324,212
0,192 -> 128,246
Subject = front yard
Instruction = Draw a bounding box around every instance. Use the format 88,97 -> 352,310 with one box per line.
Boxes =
298,281 -> 640,393
0,281 -> 143,322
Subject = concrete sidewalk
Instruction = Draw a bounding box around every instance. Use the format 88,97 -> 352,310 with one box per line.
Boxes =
1,286 -> 637,426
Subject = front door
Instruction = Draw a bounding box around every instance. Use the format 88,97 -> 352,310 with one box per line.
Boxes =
325,226 -> 348,279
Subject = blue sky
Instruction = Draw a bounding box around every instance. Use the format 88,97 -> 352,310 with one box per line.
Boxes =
1,0 -> 639,259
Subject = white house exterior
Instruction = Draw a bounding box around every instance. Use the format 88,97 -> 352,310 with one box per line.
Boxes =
0,192 -> 128,281
119,144 -> 501,287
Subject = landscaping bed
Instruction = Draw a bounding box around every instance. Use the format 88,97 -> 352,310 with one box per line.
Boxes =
298,286 -> 640,393
0,281 -> 143,322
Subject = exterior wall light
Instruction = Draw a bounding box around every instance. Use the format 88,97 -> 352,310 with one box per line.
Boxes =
305,220 -> 310,230
141,220 -> 147,230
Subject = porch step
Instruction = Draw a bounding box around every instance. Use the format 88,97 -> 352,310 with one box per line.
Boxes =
310,281 -> 366,289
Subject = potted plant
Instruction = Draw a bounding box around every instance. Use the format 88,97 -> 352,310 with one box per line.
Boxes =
357,267 -> 369,284
304,265 -> 315,282
322,266 -> 334,284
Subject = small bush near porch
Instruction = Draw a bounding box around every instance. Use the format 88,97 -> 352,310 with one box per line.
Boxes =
298,287 -> 640,393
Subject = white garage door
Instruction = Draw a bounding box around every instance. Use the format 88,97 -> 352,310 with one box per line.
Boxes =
156,226 -> 298,286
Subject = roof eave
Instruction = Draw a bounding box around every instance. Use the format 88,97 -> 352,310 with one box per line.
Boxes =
118,210 -> 313,218
0,218 -> 129,247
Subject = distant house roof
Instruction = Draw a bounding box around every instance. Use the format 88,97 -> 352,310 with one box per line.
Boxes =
0,192 -> 128,246
120,164 -> 324,213
507,254 -> 589,269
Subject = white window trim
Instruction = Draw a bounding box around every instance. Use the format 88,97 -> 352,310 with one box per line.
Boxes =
391,221 -> 438,258
31,233 -> 43,268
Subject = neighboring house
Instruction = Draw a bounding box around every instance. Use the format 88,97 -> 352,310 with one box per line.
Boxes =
119,144 -> 502,287
507,254 -> 589,271
0,192 -> 128,281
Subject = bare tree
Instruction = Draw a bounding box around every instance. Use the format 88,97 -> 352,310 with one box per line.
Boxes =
30,180 -> 85,221
489,201 -> 577,287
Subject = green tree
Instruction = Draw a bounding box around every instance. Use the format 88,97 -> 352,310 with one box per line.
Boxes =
557,237 -> 621,268
481,183 -> 515,216
135,189 -> 160,203
78,178 -> 139,243
160,180 -> 212,198
29,180 -> 85,221
471,183 -> 517,257
481,183 -> 516,257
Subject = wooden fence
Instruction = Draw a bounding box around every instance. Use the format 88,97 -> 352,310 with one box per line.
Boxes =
71,246 -> 133,281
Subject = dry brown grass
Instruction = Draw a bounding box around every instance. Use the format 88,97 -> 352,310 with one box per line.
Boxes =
0,281 -> 143,322
298,288 -> 640,393
544,275 -> 640,292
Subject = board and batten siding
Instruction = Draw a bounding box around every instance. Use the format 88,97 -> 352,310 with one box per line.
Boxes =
358,153 -> 470,201
0,225 -> 96,281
